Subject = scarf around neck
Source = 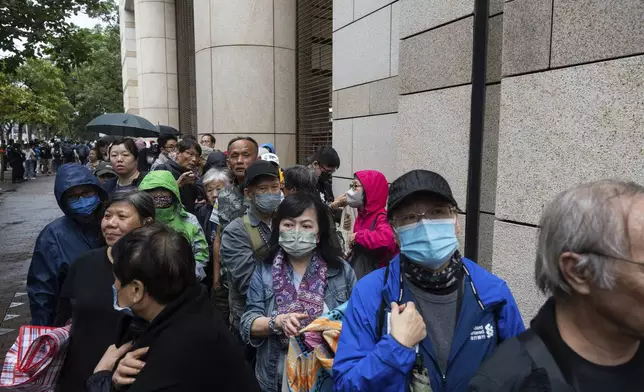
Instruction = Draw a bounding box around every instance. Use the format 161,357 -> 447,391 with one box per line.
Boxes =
272,249 -> 327,347
403,250 -> 464,291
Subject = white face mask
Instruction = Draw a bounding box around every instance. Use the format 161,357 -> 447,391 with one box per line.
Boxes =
347,189 -> 364,209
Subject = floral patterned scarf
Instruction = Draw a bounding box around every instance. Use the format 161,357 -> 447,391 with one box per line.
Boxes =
272,249 -> 327,347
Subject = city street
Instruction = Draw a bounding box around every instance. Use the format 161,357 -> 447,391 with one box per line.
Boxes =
0,175 -> 59,367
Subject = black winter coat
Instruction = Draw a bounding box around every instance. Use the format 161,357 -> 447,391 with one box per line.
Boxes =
85,285 -> 259,392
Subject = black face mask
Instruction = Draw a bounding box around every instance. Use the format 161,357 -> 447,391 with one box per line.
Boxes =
319,171 -> 332,182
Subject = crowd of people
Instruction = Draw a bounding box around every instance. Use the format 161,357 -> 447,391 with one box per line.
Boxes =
20,132 -> 644,392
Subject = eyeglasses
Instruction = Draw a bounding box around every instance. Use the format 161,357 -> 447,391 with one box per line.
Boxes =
349,183 -> 363,191
587,252 -> 644,268
392,206 -> 456,228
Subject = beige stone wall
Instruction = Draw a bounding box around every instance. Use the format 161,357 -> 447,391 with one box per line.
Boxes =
329,0 -> 640,322
332,1 -> 401,198
193,0 -> 297,166
494,0 -> 644,321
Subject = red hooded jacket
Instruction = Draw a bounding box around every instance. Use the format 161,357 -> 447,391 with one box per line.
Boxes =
353,170 -> 399,266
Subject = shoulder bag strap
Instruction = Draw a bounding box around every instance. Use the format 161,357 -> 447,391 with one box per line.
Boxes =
242,215 -> 264,253
518,330 -> 572,391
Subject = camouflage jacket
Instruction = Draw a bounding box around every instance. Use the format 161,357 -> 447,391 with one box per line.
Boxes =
217,182 -> 248,232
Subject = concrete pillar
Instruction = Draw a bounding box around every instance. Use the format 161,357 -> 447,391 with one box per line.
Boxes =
119,0 -> 138,114
133,0 -> 179,129
193,0 -> 296,165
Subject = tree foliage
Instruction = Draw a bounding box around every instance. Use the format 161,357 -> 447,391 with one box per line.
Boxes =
0,19 -> 123,140
0,0 -> 116,72
65,25 -> 123,137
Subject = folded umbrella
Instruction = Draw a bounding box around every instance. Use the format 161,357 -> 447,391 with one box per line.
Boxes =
86,113 -> 159,138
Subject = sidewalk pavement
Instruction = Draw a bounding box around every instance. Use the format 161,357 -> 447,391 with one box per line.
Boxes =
0,175 -> 60,368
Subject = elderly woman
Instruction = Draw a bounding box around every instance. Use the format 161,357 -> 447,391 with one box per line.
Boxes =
88,223 -> 259,391
103,139 -> 148,195
195,167 -> 234,321
241,192 -> 357,392
55,191 -> 155,392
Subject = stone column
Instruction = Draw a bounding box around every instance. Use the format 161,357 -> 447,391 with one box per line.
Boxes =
119,0 -> 138,114
193,0 -> 296,165
133,0 -> 179,129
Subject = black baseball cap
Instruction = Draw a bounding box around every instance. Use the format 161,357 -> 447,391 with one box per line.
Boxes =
244,160 -> 280,188
387,170 -> 459,218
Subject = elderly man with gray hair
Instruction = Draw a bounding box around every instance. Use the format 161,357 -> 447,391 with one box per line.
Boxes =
469,179 -> 644,392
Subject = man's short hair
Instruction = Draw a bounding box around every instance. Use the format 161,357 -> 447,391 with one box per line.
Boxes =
177,138 -> 202,156
227,136 -> 259,155
311,146 -> 340,169
158,134 -> 178,148
202,134 -> 216,144
112,223 -> 197,304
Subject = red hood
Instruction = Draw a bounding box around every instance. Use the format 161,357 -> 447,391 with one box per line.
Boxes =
355,170 -> 389,217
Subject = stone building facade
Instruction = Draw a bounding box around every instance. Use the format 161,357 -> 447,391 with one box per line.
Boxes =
120,0 -> 644,319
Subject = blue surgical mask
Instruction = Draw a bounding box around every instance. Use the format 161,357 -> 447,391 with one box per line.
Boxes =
112,285 -> 135,317
67,195 -> 100,216
254,193 -> 282,214
397,219 -> 458,269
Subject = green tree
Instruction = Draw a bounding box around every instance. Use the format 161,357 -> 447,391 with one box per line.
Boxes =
64,25 -> 123,138
0,0 -> 116,72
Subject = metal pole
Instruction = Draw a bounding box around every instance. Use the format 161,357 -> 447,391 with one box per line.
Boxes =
464,0 -> 489,261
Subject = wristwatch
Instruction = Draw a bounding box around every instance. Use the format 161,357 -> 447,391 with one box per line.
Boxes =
269,314 -> 283,335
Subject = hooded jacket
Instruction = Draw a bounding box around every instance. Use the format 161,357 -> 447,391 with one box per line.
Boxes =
353,170 -> 398,265
27,164 -> 107,326
138,171 -> 209,280
153,158 -> 201,213
332,256 -> 525,392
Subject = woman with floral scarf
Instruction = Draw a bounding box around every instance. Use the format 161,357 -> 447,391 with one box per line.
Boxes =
241,192 -> 356,392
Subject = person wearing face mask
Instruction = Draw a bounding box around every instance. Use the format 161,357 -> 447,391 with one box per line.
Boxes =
332,170 -> 525,392
308,146 -> 341,205
336,170 -> 399,279
138,170 -> 210,281
241,192 -> 356,392
220,160 -> 281,354
87,223 -> 260,392
27,164 -> 108,326
54,191 -> 155,392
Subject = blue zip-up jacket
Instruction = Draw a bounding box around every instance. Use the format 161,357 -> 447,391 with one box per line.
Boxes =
27,164 -> 107,326
332,256 -> 525,392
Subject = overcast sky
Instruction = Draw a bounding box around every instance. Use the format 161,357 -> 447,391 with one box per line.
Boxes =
68,12 -> 105,29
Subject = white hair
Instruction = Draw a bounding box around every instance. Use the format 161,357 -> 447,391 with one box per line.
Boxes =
535,179 -> 644,297
202,168 -> 233,187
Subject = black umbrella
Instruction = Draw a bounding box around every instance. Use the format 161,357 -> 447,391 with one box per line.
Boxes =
157,125 -> 181,136
86,113 -> 159,138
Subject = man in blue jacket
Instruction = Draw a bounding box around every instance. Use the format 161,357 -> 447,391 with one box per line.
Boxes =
27,163 -> 107,326
333,170 -> 525,392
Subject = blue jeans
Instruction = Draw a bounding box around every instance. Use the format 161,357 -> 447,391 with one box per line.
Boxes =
25,159 -> 36,178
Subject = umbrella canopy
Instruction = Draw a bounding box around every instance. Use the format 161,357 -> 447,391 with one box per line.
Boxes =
157,125 -> 181,136
86,113 -> 159,137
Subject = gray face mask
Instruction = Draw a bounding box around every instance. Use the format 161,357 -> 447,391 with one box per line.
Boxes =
254,193 -> 282,214
346,189 -> 364,208
279,230 -> 318,258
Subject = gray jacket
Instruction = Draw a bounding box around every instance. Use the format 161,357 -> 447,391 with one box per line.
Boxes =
220,207 -> 271,333
241,256 -> 356,392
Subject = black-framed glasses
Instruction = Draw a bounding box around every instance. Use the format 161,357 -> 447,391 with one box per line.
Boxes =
349,183 -> 363,191
392,206 -> 456,228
